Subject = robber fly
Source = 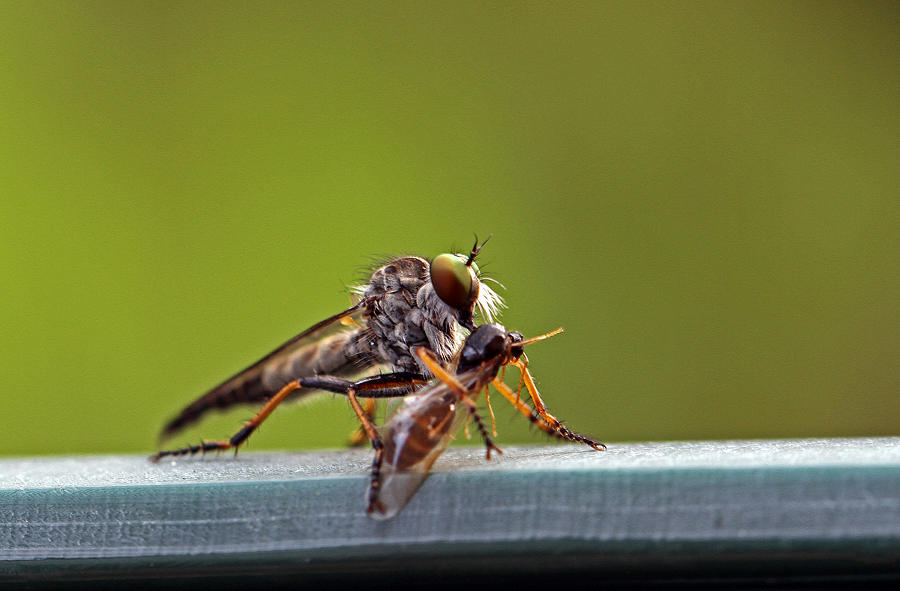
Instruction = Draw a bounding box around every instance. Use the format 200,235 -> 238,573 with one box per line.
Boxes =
306,323 -> 607,520
152,238 -> 502,461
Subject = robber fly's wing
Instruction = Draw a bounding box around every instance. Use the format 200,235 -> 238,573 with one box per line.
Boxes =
160,299 -> 370,440
368,366 -> 488,520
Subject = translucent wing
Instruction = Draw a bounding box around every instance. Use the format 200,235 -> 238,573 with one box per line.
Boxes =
368,364 -> 491,520
160,299 -> 371,440
368,384 -> 464,520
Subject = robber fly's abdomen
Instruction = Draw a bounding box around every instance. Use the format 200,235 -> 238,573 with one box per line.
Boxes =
259,330 -> 364,392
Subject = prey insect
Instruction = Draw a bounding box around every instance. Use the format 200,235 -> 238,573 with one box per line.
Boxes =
151,238 -> 502,461
309,323 -> 606,520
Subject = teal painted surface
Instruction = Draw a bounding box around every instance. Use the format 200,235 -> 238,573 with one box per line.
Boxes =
1,439 -> 899,566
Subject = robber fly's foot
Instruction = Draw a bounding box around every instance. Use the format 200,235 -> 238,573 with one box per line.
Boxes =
149,440 -> 232,462
484,439 -> 504,460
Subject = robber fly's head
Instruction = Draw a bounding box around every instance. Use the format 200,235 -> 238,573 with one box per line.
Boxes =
430,235 -> 502,330
457,323 -> 523,373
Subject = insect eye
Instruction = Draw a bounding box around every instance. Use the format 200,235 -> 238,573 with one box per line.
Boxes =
430,253 -> 477,312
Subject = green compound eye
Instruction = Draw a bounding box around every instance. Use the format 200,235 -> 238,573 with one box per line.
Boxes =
430,253 -> 477,312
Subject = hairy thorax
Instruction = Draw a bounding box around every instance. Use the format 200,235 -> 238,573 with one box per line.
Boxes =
354,256 -> 464,374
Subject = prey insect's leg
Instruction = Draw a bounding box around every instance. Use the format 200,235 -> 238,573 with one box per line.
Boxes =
458,390 -> 502,459
491,378 -> 565,440
483,385 -> 498,436
151,379 -> 303,462
414,347 -> 502,459
503,365 -> 606,451
297,372 -> 428,514
413,347 -> 470,397
492,378 -> 604,449
514,356 -> 527,404
348,398 -> 377,447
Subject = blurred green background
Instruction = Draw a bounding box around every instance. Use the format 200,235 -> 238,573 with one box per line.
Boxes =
1,1 -> 897,457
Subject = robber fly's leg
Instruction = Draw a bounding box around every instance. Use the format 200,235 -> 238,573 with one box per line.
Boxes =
345,387 -> 385,514
300,372 -> 428,513
347,398 -> 377,447
311,379 -> 388,514
299,372 -> 427,399
151,379 -> 304,462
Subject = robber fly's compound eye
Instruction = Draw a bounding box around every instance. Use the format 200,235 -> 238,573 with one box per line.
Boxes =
430,253 -> 478,312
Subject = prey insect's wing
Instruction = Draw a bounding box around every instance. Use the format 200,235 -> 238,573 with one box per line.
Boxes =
369,382 -> 466,520
368,364 -> 488,520
160,299 -> 372,441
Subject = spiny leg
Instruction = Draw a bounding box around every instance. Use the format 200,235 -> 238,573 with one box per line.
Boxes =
495,372 -> 606,451
483,385 -> 498,437
491,378 -> 569,441
458,391 -> 502,459
413,346 -> 469,397
347,398 -> 377,447
344,387 -> 386,515
513,356 -> 527,404
151,379 -> 303,462
151,372 -> 425,462
413,347 -> 502,459
516,356 -> 564,425
295,372 -> 428,514
300,371 -> 427,399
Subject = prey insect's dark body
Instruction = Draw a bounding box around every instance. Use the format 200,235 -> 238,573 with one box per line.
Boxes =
153,239 -> 501,460
306,323 -> 606,520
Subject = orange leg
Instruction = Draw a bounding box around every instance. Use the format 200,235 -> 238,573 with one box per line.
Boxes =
514,359 -> 561,425
348,398 -> 377,447
493,373 -> 606,451
414,346 -> 469,396
151,371 -> 425,463
483,385 -> 498,437
514,356 -> 527,404
414,346 -> 501,459
150,379 -> 303,461
491,378 -> 565,439
343,387 -> 388,514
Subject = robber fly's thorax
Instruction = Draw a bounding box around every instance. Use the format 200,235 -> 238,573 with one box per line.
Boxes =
356,256 -> 465,375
